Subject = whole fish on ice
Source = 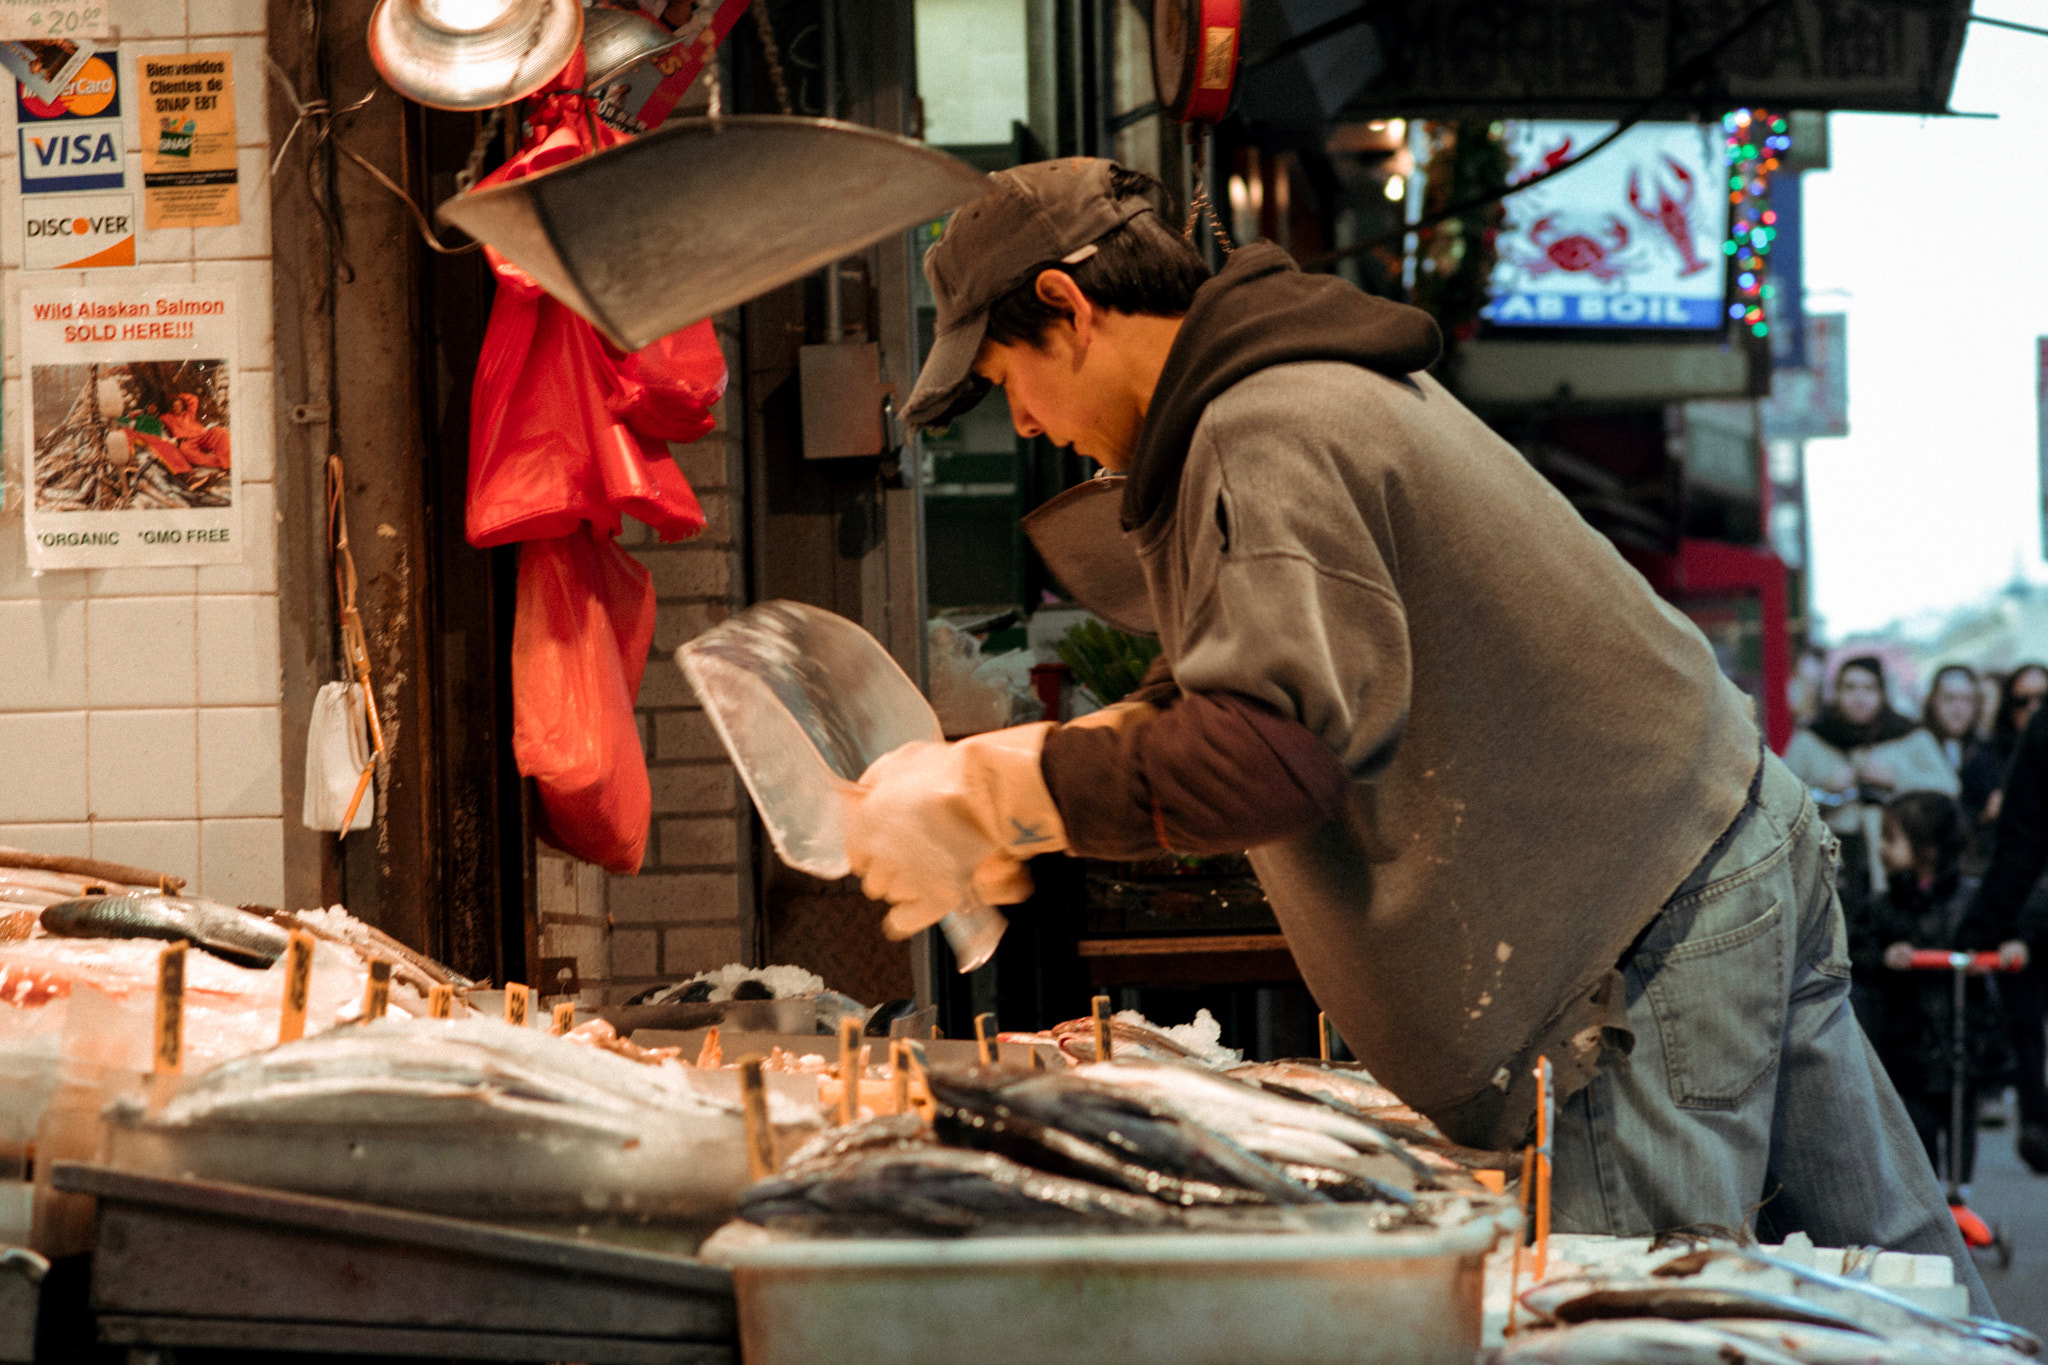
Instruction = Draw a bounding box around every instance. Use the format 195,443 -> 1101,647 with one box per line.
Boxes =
739,1144 -> 1186,1236
928,1067 -> 1325,1207
1077,1057 -> 1441,1191
40,893 -> 288,968
1492,1319 -> 1806,1365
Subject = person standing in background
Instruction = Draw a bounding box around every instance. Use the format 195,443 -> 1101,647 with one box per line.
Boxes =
1785,656 -> 1958,1037
1982,664 -> 2048,828
1874,791 -> 2011,1191
1963,696 -> 2048,1174
1977,671 -> 2006,746
1922,663 -> 2001,854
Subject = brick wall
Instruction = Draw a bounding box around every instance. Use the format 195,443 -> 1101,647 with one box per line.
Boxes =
605,318 -> 752,1000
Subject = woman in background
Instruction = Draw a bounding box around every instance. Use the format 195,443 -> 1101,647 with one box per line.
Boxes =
1786,655 -> 1958,1037
1983,664 -> 2048,827
1923,663 -> 2001,849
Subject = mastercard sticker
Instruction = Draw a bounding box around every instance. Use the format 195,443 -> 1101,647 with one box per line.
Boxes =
15,50 -> 117,121
23,190 -> 132,268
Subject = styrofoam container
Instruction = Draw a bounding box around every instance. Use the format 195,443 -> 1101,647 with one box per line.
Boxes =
712,1201 -> 1520,1365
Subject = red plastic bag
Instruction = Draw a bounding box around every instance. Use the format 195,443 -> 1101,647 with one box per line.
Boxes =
464,57 -> 722,548
605,319 -> 727,443
511,527 -> 657,874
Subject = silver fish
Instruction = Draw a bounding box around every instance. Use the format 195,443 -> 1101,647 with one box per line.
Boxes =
1713,1319 -> 2033,1365
929,1066 -> 1326,1207
1077,1057 -> 1439,1188
40,893 -> 289,968
1493,1320 -> 1806,1365
1534,1282 -> 1873,1335
1656,1247 -> 2040,1354
739,1144 -> 1187,1236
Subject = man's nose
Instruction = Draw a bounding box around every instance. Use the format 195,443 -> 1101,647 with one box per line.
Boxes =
1004,390 -> 1042,439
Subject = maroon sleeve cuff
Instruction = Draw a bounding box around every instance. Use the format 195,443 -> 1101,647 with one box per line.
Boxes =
1041,686 -> 1353,859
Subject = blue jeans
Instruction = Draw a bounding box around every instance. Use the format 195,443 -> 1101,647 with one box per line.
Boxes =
1551,751 -> 1993,1316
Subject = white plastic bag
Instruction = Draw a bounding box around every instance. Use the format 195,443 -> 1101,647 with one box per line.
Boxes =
302,681 -> 374,832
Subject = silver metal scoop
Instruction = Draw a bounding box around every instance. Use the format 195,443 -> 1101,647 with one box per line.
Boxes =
436,116 -> 989,351
675,601 -> 1007,972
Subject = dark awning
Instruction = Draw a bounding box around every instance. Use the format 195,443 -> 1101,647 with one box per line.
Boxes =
1310,0 -> 1971,122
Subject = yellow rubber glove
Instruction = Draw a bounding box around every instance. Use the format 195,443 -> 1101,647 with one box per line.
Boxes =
843,721 -> 1068,938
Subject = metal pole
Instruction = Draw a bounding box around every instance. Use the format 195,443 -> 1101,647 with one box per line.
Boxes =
822,0 -> 843,341
1950,960 -> 1968,1199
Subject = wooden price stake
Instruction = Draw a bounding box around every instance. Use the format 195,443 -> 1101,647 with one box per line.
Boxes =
552,1002 -> 577,1035
973,1012 -> 996,1066
737,1055 -> 777,1180
277,930 -> 315,1044
1090,995 -> 1113,1061
154,941 -> 188,1074
1506,1143 -> 1538,1337
1318,1011 -> 1332,1062
890,1039 -> 911,1113
360,959 -> 392,1023
427,984 -> 455,1019
838,1017 -> 861,1126
1533,1055 -> 1554,1281
504,982 -> 530,1028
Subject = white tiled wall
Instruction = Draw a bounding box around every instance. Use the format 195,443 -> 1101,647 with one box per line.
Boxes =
0,0 -> 282,904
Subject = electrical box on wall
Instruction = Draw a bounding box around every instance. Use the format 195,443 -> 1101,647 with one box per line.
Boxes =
799,341 -> 893,459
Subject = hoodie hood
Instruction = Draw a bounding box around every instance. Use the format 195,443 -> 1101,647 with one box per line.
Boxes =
1122,242 -> 1443,532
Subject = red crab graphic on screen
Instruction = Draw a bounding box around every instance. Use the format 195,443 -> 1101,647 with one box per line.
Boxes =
1513,215 -> 1632,282
1629,155 -> 1712,276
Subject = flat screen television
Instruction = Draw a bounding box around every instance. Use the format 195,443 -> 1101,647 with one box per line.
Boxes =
1483,120 -> 1733,338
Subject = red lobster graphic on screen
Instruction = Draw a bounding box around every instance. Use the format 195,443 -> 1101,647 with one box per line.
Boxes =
1628,156 -> 1712,276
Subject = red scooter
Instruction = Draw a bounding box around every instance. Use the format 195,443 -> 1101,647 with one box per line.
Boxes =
1903,949 -> 2018,1268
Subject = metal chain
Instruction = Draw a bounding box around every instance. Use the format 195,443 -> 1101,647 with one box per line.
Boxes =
455,107 -> 504,193
702,27 -> 722,120
751,0 -> 795,116
1182,123 -> 1234,254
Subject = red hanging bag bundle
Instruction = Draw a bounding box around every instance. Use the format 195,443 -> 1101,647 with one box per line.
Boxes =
464,55 -> 722,547
511,527 -> 657,874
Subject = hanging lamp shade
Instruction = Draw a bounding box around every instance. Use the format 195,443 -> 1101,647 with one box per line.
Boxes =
368,0 -> 583,111
580,6 -> 684,88
436,115 -> 990,351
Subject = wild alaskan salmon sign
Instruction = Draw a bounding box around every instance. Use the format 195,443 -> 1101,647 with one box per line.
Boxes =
21,279 -> 241,569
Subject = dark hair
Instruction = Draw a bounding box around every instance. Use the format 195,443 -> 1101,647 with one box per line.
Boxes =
1994,662 -> 2048,746
982,167 -> 1212,348
1884,789 -> 1967,880
1921,663 -> 1979,739
1834,654 -> 1886,693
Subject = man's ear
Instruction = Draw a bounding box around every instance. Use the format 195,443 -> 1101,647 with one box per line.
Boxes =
1034,270 -> 1094,356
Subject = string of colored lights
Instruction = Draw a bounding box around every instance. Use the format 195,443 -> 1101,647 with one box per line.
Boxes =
1722,108 -> 1788,338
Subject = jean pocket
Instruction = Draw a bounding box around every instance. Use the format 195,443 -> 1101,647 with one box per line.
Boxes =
1643,896 -> 1787,1110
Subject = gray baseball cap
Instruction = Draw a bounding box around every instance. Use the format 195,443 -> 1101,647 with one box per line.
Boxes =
903,157 -> 1162,430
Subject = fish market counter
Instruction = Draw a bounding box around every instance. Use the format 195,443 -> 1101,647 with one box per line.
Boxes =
704,1203 -> 1517,1365
47,1162 -> 738,1364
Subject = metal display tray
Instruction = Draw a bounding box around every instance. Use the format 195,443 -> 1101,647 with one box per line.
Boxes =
50,1162 -> 737,1364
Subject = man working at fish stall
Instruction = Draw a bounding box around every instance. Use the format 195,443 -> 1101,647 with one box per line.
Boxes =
844,157 -> 1986,1306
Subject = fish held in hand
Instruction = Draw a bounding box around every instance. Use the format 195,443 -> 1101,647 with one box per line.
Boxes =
41,893 -> 289,968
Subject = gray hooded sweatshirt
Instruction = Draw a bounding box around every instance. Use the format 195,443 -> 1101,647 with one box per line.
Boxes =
1052,244 -> 1759,1150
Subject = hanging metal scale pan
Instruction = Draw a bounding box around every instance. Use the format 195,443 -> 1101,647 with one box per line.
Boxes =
436,115 -> 990,352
